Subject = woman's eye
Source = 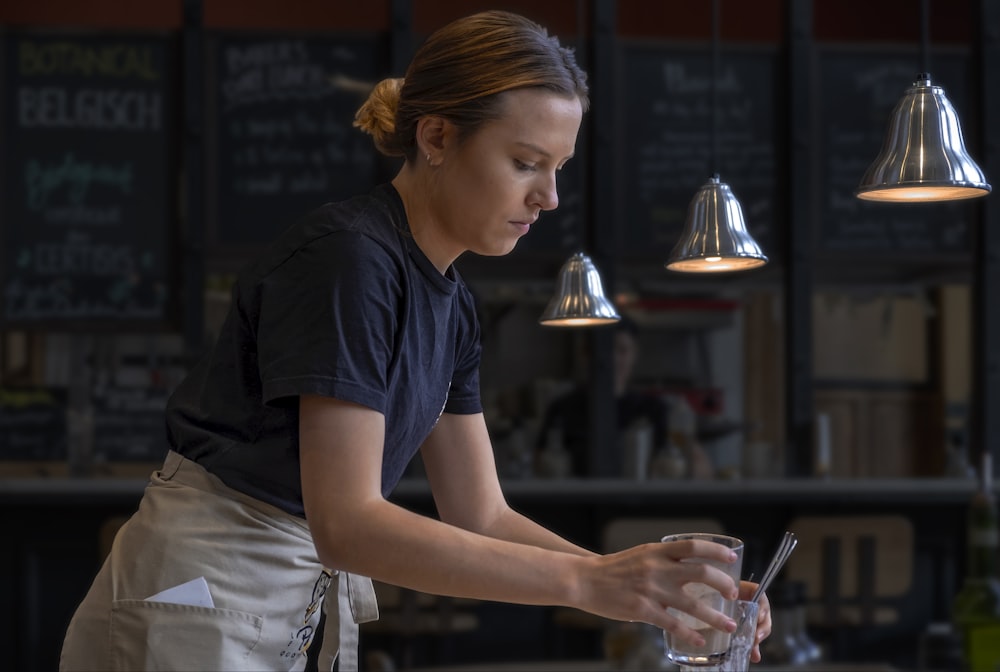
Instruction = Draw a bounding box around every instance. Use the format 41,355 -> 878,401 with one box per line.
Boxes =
514,159 -> 536,172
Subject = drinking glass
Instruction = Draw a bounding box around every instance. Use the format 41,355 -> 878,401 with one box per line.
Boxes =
660,532 -> 744,666
678,600 -> 759,672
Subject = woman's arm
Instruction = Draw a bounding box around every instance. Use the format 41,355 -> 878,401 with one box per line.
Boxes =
299,394 -> 740,647
419,411 -> 594,557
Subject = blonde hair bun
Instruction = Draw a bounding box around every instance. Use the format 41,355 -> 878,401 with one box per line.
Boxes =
354,77 -> 404,157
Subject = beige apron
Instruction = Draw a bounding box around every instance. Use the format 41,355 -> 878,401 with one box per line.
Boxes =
59,450 -> 379,672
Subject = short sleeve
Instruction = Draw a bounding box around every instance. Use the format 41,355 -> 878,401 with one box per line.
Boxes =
444,286 -> 483,415
254,231 -> 401,413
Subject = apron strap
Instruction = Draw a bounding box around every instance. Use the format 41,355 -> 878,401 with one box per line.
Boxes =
318,571 -> 379,671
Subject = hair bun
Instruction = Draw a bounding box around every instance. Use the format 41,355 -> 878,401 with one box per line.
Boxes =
354,78 -> 405,157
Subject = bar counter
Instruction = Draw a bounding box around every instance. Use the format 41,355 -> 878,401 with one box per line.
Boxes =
0,474 -> 976,670
0,473 -> 983,503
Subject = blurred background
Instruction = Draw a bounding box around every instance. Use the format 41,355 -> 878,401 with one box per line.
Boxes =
0,1 -> 997,670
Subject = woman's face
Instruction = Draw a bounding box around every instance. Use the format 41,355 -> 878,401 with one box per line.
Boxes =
429,88 -> 583,263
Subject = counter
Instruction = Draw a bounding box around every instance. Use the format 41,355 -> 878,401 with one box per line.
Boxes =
394,475 -> 981,503
411,662 -> 896,672
0,474 -> 976,670
0,473 -> 983,504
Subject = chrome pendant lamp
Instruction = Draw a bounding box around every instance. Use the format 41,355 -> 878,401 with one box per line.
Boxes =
855,0 -> 990,202
665,0 -> 768,273
666,174 -> 768,272
539,252 -> 621,326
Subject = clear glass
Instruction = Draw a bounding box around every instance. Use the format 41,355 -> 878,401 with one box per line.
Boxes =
661,533 -> 745,666
679,600 -> 759,672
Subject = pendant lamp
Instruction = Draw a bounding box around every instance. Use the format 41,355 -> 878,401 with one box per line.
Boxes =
855,74 -> 990,201
539,252 -> 620,327
666,175 -> 768,272
665,0 -> 768,273
855,0 -> 990,202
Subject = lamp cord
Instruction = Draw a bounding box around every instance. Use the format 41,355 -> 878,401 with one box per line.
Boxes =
711,0 -> 720,176
919,0 -> 931,77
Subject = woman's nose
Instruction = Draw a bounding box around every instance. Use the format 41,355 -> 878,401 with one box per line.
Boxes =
533,172 -> 560,211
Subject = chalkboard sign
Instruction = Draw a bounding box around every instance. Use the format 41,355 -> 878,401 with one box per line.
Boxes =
1,34 -> 177,326
620,44 -> 779,261
0,387 -> 68,461
92,385 -> 169,462
208,33 -> 388,253
817,47 -> 974,255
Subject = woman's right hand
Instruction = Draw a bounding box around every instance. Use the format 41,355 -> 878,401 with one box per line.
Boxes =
571,538 -> 740,648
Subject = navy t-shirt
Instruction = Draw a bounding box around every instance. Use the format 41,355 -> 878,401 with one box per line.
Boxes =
165,184 -> 483,517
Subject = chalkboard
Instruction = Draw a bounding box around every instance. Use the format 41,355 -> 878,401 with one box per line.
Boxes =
620,44 -> 779,261
1,34 -> 177,325
817,47 -> 974,255
208,33 -> 389,253
0,387 -> 68,461
92,385 -> 169,462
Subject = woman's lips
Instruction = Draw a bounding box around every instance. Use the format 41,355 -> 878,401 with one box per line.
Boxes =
511,219 -> 533,236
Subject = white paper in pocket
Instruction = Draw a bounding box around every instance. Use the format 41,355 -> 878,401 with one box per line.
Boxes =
144,576 -> 215,608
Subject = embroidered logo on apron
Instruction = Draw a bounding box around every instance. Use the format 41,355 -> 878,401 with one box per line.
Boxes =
279,568 -> 332,661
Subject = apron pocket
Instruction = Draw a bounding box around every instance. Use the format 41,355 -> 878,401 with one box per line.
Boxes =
110,599 -> 263,671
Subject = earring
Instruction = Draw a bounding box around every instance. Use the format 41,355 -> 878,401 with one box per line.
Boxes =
426,153 -> 432,163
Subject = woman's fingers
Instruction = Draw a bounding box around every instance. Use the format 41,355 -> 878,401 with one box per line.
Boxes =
656,594 -> 738,646
639,553 -> 740,642
753,588 -> 772,662
579,541 -> 743,646
677,560 -> 741,600
661,539 -> 741,566
647,586 -> 737,648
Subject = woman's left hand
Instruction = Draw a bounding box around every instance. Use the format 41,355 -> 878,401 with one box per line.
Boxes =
738,580 -> 771,663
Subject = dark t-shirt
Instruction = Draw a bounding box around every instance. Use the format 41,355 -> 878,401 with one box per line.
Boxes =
165,184 -> 483,516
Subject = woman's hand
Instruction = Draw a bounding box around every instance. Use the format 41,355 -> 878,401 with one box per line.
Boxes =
738,580 -> 772,662
573,538 -> 741,648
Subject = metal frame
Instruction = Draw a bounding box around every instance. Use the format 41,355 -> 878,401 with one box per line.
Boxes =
785,0 -> 814,476
972,0 -> 1000,476
587,0 -> 619,477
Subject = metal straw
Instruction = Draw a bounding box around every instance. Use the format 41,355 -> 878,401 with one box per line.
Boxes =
751,531 -> 798,603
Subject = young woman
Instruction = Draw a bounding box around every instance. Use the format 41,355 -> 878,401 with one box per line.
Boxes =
60,11 -> 770,671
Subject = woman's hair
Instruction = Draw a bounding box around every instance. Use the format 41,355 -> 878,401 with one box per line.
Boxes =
354,10 -> 589,160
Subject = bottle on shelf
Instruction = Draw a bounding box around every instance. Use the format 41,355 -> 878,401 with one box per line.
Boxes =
790,580 -> 823,663
951,452 -> 1000,671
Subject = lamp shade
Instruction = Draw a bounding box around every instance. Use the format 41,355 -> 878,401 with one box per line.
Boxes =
539,252 -> 620,327
856,74 -> 991,202
665,175 -> 768,273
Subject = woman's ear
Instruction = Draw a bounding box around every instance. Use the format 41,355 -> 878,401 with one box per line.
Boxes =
416,116 -> 448,164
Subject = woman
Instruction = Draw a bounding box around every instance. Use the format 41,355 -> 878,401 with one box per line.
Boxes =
60,11 -> 770,671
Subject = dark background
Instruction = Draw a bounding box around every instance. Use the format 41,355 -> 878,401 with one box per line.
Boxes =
0,1 -> 996,670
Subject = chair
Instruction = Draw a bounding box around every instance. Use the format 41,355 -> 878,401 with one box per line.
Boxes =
784,515 -> 914,627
